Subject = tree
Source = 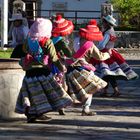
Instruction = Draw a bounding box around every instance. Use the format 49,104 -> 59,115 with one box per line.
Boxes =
110,0 -> 140,30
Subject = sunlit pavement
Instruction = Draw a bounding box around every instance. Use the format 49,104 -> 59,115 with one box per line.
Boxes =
0,60 -> 140,140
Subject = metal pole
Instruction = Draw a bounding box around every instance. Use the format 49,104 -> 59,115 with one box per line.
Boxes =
1,0 -> 8,48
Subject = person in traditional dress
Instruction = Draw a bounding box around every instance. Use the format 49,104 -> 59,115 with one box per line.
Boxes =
8,13 -> 29,58
51,14 -> 73,89
15,18 -> 72,123
50,14 -> 77,114
64,22 -> 112,116
90,15 -> 139,97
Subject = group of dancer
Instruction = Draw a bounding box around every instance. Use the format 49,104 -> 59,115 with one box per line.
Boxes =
9,12 -> 138,123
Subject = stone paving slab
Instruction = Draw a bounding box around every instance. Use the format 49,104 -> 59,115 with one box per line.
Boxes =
0,60 -> 140,140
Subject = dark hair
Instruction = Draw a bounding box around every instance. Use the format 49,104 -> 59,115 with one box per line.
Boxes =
103,18 -> 113,27
13,20 -> 23,25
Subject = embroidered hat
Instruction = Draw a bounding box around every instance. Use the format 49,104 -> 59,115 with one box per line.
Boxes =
29,18 -> 52,39
9,13 -> 25,21
52,14 -> 74,37
79,19 -> 103,41
103,15 -> 117,26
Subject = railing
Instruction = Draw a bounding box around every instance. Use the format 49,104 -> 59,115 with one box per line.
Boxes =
26,9 -> 119,29
26,9 -> 101,19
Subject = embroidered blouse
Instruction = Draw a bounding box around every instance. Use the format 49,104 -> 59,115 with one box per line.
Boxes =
21,38 -> 64,71
98,27 -> 117,50
52,37 -> 72,58
73,37 -> 110,63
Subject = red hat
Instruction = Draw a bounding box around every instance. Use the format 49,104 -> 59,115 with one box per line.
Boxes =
52,14 -> 74,37
79,19 -> 103,41
88,19 -> 97,26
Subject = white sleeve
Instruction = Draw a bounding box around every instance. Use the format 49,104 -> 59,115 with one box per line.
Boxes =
23,26 -> 29,40
9,28 -> 17,47
97,34 -> 110,50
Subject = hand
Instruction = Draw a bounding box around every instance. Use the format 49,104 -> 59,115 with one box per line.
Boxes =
108,49 -> 112,55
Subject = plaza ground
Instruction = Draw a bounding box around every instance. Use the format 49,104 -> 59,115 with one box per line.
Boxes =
0,59 -> 140,140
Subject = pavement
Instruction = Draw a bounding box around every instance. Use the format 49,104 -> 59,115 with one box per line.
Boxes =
0,59 -> 140,140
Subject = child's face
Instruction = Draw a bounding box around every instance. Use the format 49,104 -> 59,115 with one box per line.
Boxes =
13,20 -> 22,27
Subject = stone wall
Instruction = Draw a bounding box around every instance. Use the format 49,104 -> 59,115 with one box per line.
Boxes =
115,31 -> 140,49
117,48 -> 140,60
68,31 -> 140,60
0,59 -> 25,119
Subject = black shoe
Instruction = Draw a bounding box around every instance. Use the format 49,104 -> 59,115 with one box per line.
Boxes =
25,106 -> 30,116
58,109 -> 65,115
100,93 -> 110,97
27,115 -> 36,123
111,92 -> 120,97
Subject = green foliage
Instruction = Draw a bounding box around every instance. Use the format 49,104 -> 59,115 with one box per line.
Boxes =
74,23 -> 87,30
0,48 -> 13,58
110,0 -> 140,30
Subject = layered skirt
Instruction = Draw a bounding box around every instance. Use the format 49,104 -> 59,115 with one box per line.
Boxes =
15,68 -> 72,116
66,66 -> 107,102
90,49 -> 139,80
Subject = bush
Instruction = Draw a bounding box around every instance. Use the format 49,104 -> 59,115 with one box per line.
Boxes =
0,48 -> 13,58
115,26 -> 139,31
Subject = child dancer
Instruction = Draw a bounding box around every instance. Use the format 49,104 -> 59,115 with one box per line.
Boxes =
15,18 -> 72,123
65,22 -> 112,115
90,15 -> 139,97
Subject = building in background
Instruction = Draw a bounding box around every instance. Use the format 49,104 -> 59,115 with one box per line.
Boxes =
41,0 -> 110,23
6,0 -> 117,22
8,0 -> 41,19
0,0 -> 118,26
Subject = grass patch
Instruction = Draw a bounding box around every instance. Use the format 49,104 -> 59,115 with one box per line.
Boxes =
0,48 -> 13,58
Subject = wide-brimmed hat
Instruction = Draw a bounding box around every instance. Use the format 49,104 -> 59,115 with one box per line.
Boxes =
79,19 -> 103,41
52,14 -> 74,37
9,13 -> 25,21
103,15 -> 117,26
29,18 -> 52,39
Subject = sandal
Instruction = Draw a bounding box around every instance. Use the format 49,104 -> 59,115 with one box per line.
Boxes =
81,110 -> 97,116
37,114 -> 52,121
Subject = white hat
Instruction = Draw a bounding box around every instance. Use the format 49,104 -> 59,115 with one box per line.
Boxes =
29,18 -> 52,39
103,15 -> 117,26
9,13 -> 25,21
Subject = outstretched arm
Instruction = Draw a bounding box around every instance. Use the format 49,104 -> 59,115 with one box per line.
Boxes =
97,34 -> 110,50
90,44 -> 110,61
45,39 -> 66,72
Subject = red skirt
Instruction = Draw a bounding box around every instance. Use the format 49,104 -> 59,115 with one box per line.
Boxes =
90,49 -> 138,80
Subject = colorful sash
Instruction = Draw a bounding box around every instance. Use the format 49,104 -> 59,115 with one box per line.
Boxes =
52,36 -> 63,44
73,41 -> 93,59
66,41 -> 93,65
19,37 -> 49,69
67,41 -> 96,71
